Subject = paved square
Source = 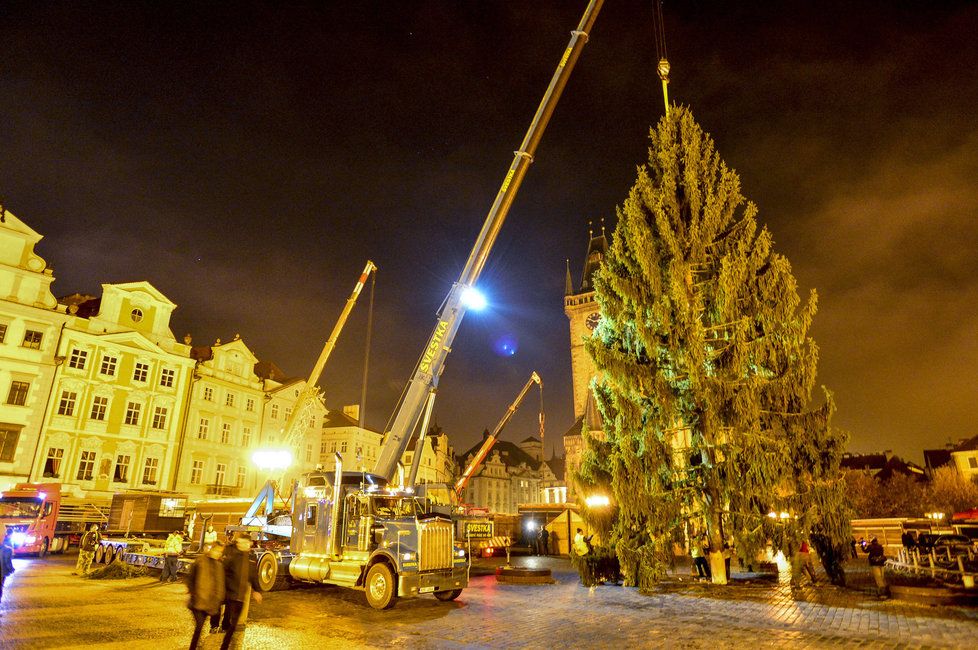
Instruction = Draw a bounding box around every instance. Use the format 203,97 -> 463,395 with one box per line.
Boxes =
1,554 -> 975,648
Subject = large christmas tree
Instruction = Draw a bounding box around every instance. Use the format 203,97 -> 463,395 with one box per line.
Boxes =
578,106 -> 850,587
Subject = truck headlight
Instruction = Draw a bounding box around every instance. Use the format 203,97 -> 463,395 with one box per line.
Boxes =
402,552 -> 415,561
25,535 -> 36,544
456,549 -> 466,558
10,532 -> 27,546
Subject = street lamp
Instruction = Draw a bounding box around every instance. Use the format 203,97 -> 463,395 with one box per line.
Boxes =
252,449 -> 293,473
585,494 -> 610,508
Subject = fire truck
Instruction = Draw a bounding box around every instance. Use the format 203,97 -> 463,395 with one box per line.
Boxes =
0,483 -> 107,556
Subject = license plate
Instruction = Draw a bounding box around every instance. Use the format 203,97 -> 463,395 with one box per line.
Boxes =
419,586 -> 436,594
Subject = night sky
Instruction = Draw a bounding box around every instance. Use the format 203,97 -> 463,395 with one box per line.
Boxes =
3,1 -> 976,463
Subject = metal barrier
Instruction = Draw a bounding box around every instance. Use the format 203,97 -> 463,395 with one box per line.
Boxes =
889,547 -> 977,589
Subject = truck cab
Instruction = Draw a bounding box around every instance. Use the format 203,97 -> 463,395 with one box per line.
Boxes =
288,469 -> 468,609
0,483 -> 63,556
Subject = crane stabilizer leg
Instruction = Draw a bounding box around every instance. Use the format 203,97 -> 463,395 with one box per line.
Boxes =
454,372 -> 543,499
373,0 -> 603,482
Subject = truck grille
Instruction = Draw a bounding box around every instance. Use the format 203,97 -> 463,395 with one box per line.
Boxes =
418,519 -> 453,571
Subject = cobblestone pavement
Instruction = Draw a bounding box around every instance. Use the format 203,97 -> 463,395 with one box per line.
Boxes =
1,554 -> 975,649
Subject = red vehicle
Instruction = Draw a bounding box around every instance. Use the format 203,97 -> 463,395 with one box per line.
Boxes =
0,483 -> 106,556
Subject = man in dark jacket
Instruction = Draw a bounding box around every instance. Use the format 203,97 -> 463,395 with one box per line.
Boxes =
187,541 -> 225,649
867,537 -> 888,598
219,533 -> 262,650
1,525 -> 15,604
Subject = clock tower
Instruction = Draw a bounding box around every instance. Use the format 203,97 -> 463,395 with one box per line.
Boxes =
564,223 -> 607,420
562,223 -> 607,496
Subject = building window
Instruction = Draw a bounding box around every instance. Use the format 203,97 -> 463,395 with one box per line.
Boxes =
203,386 -> 213,401
320,440 -> 328,455
246,398 -> 255,412
124,402 -> 141,426
341,441 -> 347,453
22,329 -> 43,349
130,308 -> 143,323
270,404 -> 279,419
215,463 -> 227,486
160,368 -> 175,388
100,355 -> 118,376
237,467 -> 246,487
57,390 -> 78,416
306,444 -> 313,462
242,427 -> 252,447
190,460 -> 203,485
77,451 -> 96,481
221,423 -> 231,444
68,348 -> 88,369
142,457 -> 159,484
197,418 -> 209,440
90,396 -> 108,421
969,457 -> 978,469
152,406 -> 168,429
0,427 -> 21,462
133,362 -> 149,383
331,442 -> 336,453
0,323 -> 6,343
6,381 -> 30,406
43,447 -> 64,478
285,407 -> 293,420
225,392 -> 235,407
114,454 -> 131,482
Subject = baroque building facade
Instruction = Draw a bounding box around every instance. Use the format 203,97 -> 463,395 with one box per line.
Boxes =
0,208 -> 67,492
456,435 -> 559,514
29,282 -> 195,498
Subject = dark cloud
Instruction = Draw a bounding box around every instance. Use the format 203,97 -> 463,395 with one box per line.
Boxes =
2,1 -> 976,462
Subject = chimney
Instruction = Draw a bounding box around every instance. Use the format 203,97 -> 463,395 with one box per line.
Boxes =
343,404 -> 360,422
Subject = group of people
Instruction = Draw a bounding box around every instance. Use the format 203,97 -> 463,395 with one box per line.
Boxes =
185,530 -> 263,650
534,527 -> 560,555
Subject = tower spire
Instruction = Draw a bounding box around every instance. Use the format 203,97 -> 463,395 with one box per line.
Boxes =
564,258 -> 573,296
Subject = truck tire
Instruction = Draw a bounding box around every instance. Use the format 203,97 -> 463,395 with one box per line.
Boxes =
38,538 -> 49,558
434,588 -> 462,602
256,553 -> 289,592
365,562 -> 397,610
104,546 -> 116,564
95,545 -> 105,564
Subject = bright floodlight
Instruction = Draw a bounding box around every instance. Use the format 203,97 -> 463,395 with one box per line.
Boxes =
252,449 -> 293,471
585,494 -> 610,508
461,286 -> 487,311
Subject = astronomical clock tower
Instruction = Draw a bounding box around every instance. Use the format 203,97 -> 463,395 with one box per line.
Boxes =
562,223 -> 607,493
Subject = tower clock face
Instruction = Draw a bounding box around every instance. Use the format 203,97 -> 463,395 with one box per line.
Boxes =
585,312 -> 601,330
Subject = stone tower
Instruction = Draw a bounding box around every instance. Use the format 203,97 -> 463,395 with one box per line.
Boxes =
562,222 -> 608,496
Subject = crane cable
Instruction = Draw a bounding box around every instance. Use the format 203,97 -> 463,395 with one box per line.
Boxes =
652,0 -> 671,116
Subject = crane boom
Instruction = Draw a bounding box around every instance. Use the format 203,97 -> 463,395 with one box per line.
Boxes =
373,0 -> 604,481
454,372 -> 543,499
279,260 -> 377,459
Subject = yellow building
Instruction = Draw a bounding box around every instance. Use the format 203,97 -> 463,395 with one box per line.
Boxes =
0,207 -> 68,492
258,365 -> 326,486
456,435 -> 558,514
403,427 -> 456,485
29,282 -> 195,498
173,336 -> 266,497
320,405 -> 380,473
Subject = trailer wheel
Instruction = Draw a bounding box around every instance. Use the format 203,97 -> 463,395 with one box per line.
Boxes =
256,553 -> 288,592
95,545 -> 105,564
365,562 -> 397,610
434,588 -> 462,602
104,546 -> 116,564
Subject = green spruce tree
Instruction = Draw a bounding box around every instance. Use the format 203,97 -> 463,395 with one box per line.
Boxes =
577,106 -> 850,587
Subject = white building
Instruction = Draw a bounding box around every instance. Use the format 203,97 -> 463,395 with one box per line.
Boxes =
0,208 -> 68,492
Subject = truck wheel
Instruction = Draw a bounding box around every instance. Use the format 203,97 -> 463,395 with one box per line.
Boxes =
95,545 -> 105,564
38,538 -> 49,558
256,553 -> 288,592
434,588 -> 462,602
105,546 -> 116,564
365,563 -> 397,610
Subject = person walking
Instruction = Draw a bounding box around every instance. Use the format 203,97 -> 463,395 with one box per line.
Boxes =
1,524 -> 15,604
540,527 -> 550,556
219,532 -> 262,650
161,530 -> 184,583
798,540 -> 817,584
73,524 -> 101,576
867,537 -> 888,598
186,541 -> 225,649
691,537 -> 710,579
